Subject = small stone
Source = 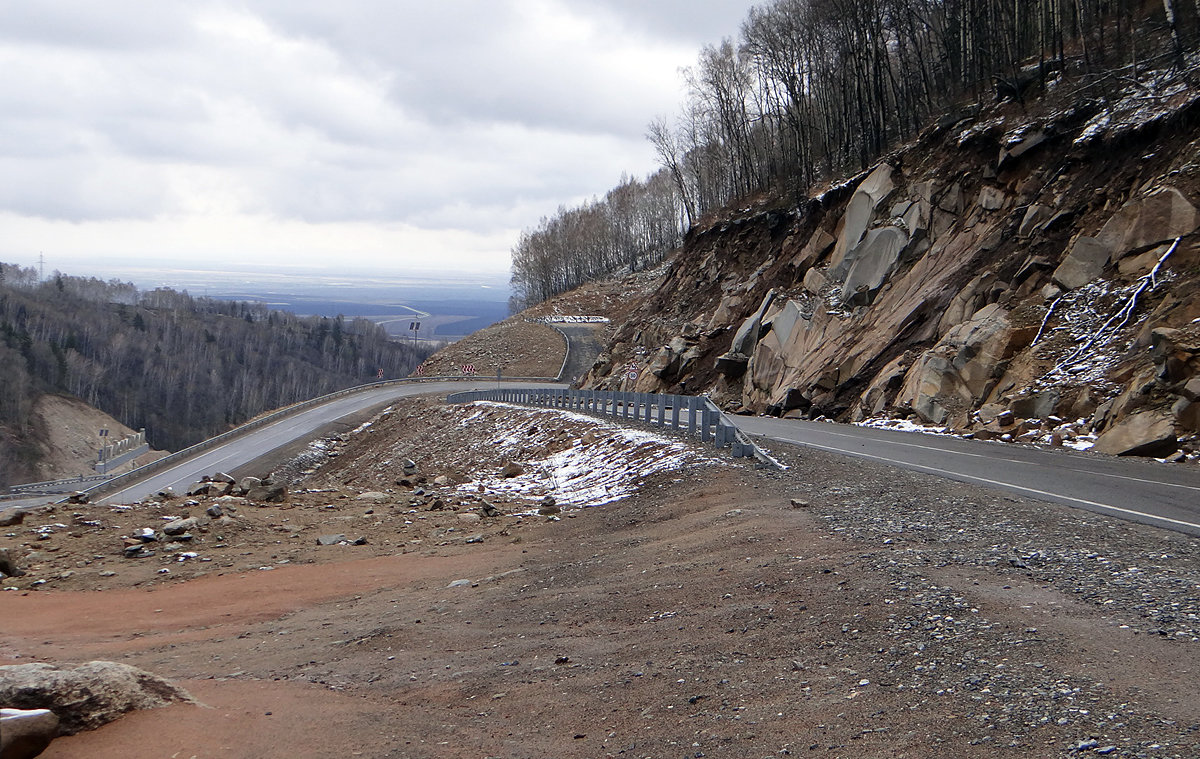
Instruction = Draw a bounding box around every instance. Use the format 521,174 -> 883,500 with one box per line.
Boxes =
162,518 -> 198,537
205,504 -> 223,518
0,548 -> 23,578
790,498 -> 810,508
500,461 -> 525,478
0,707 -> 60,759
447,578 -> 472,588
0,510 -> 25,527
465,534 -> 484,544
316,534 -> 347,546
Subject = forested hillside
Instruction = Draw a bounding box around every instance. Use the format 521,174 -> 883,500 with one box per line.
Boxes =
511,0 -> 1200,308
0,263 -> 430,485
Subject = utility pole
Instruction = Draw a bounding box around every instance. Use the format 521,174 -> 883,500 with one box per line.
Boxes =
38,252 -> 45,281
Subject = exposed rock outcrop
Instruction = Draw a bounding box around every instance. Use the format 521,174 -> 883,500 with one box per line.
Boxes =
583,74 -> 1200,459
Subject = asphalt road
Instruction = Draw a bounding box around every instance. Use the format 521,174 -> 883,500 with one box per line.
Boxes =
0,380 -> 563,513
97,380 -> 572,505
738,415 -> 1200,536
555,324 -> 607,384
6,369 -> 1197,538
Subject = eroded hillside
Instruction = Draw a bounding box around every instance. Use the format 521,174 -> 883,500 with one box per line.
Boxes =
585,65 -> 1200,460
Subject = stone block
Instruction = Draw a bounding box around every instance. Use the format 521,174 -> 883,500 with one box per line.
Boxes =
1052,236 -> 1110,289
1093,410 -> 1178,457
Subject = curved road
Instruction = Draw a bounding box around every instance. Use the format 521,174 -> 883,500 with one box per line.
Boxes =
95,380 -> 565,505
5,346 -> 1196,538
737,415 -> 1200,536
555,324 -> 607,385
0,380 -> 563,512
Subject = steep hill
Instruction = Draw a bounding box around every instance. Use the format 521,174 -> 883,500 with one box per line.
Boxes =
30,395 -> 165,482
0,270 -> 431,486
583,61 -> 1200,461
413,266 -> 663,380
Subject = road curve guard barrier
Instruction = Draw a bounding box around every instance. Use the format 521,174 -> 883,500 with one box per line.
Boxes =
446,388 -> 783,469
68,374 -> 559,503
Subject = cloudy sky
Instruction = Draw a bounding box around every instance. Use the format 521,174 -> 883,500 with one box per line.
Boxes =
0,1 -> 757,285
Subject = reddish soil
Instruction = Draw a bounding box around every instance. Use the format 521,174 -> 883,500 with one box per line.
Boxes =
4,399 -> 1200,758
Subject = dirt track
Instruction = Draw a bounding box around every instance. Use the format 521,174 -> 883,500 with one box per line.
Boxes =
4,399 -> 1200,758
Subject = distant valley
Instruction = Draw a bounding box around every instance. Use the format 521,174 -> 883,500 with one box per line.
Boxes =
58,263 -> 512,344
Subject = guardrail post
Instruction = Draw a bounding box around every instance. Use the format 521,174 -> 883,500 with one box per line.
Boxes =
688,397 -> 699,436
700,406 -> 712,442
657,395 -> 665,427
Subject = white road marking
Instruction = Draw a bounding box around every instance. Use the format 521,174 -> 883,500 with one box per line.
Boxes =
759,422 -> 1200,493
773,436 -> 1200,533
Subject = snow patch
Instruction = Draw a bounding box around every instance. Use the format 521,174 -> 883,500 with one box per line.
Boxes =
455,401 -> 721,511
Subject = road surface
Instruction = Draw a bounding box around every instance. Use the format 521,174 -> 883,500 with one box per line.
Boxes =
737,415 -> 1200,536
555,324 -> 607,384
0,381 -> 563,513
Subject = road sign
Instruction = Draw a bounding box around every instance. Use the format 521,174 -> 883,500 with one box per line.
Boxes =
626,370 -> 638,381
460,364 -> 476,375
377,368 -> 384,379
415,363 -> 426,376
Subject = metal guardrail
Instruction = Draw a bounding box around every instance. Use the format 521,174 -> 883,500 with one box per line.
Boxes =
3,473 -> 114,498
65,374 -> 561,502
446,387 -> 782,468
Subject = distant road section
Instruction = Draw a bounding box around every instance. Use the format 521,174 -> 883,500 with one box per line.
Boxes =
738,416 -> 1200,536
92,380 -> 564,505
554,324 -> 608,384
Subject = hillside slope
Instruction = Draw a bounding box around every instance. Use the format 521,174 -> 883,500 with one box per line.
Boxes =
585,63 -> 1200,460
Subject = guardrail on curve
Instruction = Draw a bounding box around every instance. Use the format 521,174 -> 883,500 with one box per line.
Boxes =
67,374 -> 563,502
446,387 -> 782,469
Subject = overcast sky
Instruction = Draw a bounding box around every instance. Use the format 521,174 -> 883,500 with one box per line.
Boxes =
0,1 -> 757,284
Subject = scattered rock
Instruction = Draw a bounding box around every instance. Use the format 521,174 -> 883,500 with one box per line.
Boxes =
0,510 -> 25,527
0,661 -> 195,735
1094,410 -> 1179,457
162,518 -> 198,537
790,498 -> 810,509
0,548 -> 24,578
316,534 -> 347,546
0,708 -> 59,759
500,461 -> 525,478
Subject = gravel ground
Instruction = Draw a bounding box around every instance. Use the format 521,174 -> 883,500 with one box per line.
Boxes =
3,398 -> 1200,758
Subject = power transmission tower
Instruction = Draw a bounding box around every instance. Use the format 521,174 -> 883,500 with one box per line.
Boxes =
38,253 -> 45,281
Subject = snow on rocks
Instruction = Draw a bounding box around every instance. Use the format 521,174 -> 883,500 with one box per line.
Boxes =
528,315 -> 611,324
454,401 -> 721,512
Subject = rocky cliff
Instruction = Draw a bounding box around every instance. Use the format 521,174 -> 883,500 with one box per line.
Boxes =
584,68 -> 1200,459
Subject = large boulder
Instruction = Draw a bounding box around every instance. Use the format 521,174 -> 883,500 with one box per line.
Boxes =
0,708 -> 59,759
896,304 -> 1018,425
829,163 -> 895,276
1095,186 -> 1199,259
840,227 -> 910,306
1052,236 -> 1111,289
729,290 -> 776,357
1093,410 -> 1178,457
0,661 -> 195,735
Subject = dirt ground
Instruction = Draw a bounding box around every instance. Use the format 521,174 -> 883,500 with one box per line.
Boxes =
3,398 -> 1200,758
